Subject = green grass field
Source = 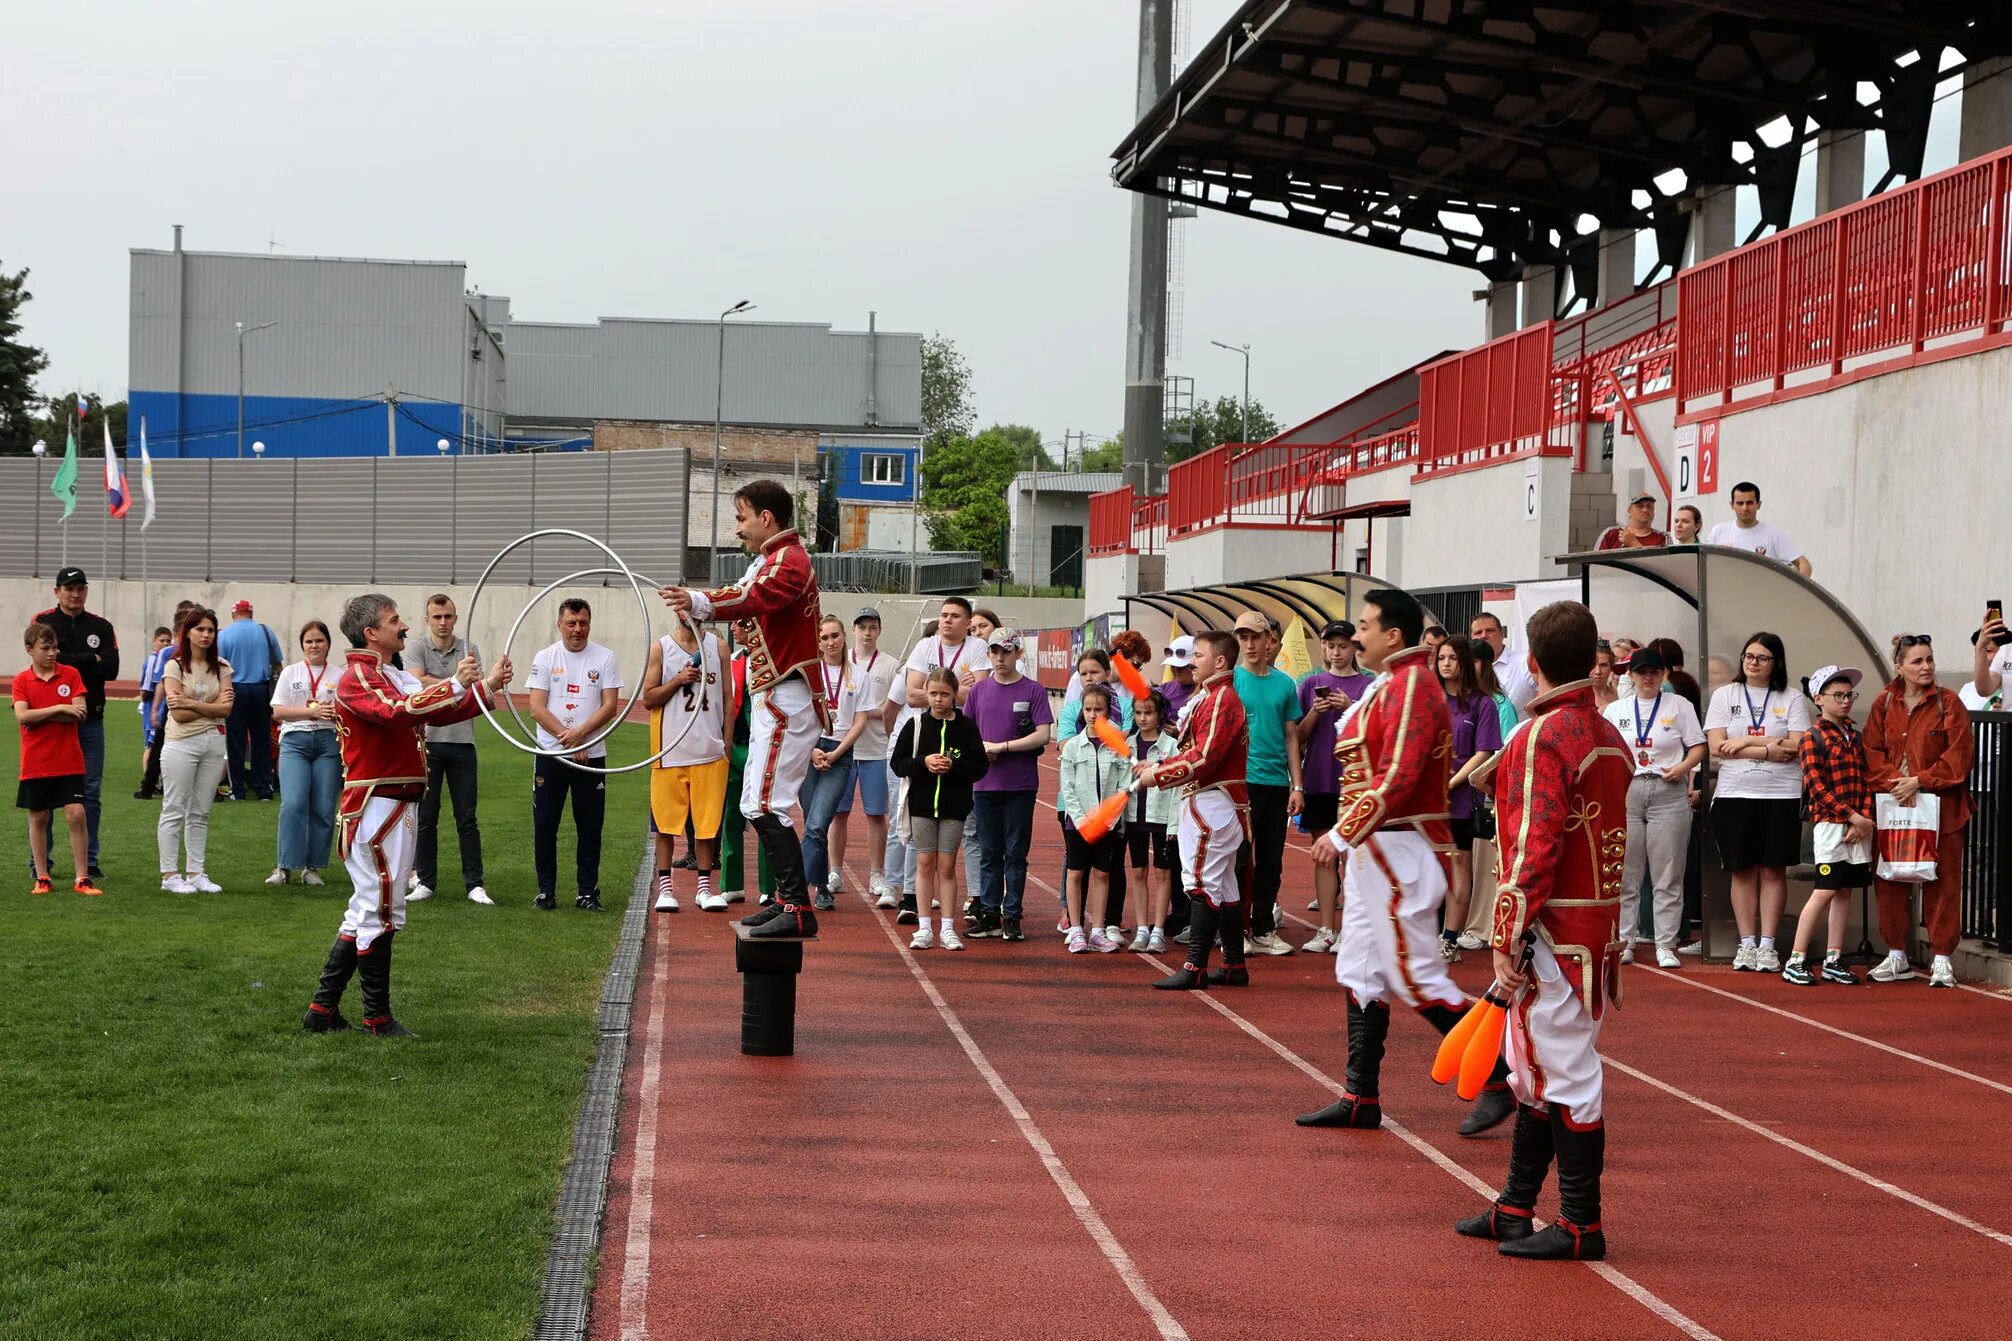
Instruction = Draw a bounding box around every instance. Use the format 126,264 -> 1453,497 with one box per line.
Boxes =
1,708 -> 649,1341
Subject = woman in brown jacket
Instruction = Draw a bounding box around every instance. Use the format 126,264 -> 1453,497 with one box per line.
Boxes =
1862,634 -> 1973,988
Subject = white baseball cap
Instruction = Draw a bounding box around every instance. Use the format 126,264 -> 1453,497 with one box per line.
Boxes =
1808,664 -> 1863,694
1163,635 -> 1195,668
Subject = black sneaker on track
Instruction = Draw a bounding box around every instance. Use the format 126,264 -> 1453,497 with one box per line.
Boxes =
812,891 -> 836,911
896,903 -> 919,926
576,891 -> 604,912
534,892 -> 556,911
1821,959 -> 1861,985
1781,959 -> 1818,985
965,907 -> 1001,939
1001,917 -> 1024,942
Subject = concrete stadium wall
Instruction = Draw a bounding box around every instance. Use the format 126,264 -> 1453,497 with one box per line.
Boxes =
1164,526 -> 1341,592
1,579 -> 1088,681
1398,455 -> 1575,589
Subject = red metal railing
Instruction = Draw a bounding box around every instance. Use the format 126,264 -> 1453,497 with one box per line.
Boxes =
1132,492 -> 1166,554
1416,324 -> 1575,475
1088,485 -> 1135,557
1167,443 -> 1342,536
1678,147 -> 2012,411
1166,444 -> 1230,537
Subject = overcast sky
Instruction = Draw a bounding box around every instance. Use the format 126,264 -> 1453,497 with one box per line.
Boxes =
9,0 -> 1482,444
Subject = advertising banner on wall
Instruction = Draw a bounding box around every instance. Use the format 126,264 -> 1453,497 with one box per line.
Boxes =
1037,629 -> 1075,693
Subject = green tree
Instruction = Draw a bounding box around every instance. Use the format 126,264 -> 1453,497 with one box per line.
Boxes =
985,422 -> 1057,472
1166,394 -> 1281,464
921,424 -> 1046,560
1,266 -> 52,455
1079,434 -> 1123,472
920,333 -> 975,448
35,394 -> 127,455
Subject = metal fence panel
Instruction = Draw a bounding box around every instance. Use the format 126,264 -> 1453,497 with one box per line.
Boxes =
0,449 -> 689,588
1964,711 -> 2010,946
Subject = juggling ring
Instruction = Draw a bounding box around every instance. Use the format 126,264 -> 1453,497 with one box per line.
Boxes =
464,528 -> 708,777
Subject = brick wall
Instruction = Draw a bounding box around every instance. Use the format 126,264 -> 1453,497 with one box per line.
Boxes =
594,420 -> 818,467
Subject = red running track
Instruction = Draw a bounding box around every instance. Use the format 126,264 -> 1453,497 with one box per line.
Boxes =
593,771 -> 2012,1341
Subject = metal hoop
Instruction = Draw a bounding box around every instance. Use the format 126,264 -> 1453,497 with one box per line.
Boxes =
464,530 -> 708,776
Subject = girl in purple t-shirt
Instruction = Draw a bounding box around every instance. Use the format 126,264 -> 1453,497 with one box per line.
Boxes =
1436,636 -> 1502,961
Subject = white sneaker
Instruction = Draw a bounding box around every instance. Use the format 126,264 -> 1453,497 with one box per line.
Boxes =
1247,931 -> 1296,956
408,882 -> 434,902
1620,942 -> 1635,965
1128,926 -> 1152,951
1331,934 -> 1345,954
870,873 -> 891,901
827,870 -> 844,895
910,925 -> 936,950
1869,954 -> 1915,983
302,869 -> 325,887
467,886 -> 493,906
188,873 -> 222,894
1066,927 -> 1088,954
697,892 -> 729,912
1104,925 -> 1123,946
407,871 -> 419,892
724,890 -> 746,904
1307,898 -> 1319,911
161,874 -> 192,894
1929,955 -> 1956,989
1755,945 -> 1781,973
1089,929 -> 1122,953
940,928 -> 964,952
1656,947 -> 1682,969
1147,929 -> 1167,954
1732,944 -> 1758,971
1302,927 -> 1337,954
265,868 -> 291,886
654,888 -> 680,913
1456,931 -> 1487,951
875,890 -> 898,909
1439,937 -> 1462,963
1676,940 -> 1703,956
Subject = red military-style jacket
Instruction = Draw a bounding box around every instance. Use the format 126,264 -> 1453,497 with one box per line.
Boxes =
333,647 -> 494,854
1152,670 -> 1249,811
1334,645 -> 1453,848
1484,680 -> 1633,1019
695,528 -> 828,729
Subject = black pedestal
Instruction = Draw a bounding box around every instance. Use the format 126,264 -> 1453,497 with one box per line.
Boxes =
733,920 -> 813,1056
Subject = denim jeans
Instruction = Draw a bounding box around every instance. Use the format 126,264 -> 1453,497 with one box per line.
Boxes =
972,790 -> 1036,921
277,729 -> 342,871
800,739 -> 856,890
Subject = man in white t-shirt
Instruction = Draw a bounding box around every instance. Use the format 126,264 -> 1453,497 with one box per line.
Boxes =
839,608 -> 900,905
1601,645 -> 1706,967
886,602 -> 985,922
641,620 -> 727,912
1972,611 -> 2010,708
525,598 -> 624,912
1469,613 -> 1535,713
1705,482 -> 1812,578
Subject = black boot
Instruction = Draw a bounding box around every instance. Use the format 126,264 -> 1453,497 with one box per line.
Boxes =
1154,896 -> 1216,989
303,934 -> 358,1033
1456,1104 -> 1552,1241
356,931 -> 417,1038
1207,899 -> 1249,986
739,901 -> 791,928
744,814 -> 818,938
1297,996 -> 1387,1127
1420,1002 -> 1517,1135
1500,1108 -> 1606,1260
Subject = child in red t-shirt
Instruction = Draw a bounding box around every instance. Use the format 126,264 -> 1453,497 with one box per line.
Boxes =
13,621 -> 100,896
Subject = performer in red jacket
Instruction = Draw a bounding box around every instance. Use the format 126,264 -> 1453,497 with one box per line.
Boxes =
1135,629 -> 1250,989
662,480 -> 827,937
1457,600 -> 1630,1261
1297,586 -> 1514,1136
306,593 -> 511,1036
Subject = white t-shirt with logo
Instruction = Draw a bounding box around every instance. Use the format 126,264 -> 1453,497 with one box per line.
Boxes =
1603,690 -> 1704,777
894,634 -> 983,745
1703,682 -> 1811,799
848,648 -> 899,760
653,632 -> 725,768
813,657 -> 860,742
1706,519 -> 1804,564
527,639 -> 624,759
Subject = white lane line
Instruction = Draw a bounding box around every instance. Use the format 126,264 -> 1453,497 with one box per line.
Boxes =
1957,982 -> 2012,1004
1637,965 -> 2012,1098
847,871 -> 1190,1341
1134,953 -> 1723,1341
1604,1055 -> 2012,1249
618,915 -> 672,1341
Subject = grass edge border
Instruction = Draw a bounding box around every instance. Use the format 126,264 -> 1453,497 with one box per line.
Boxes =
533,838 -> 653,1341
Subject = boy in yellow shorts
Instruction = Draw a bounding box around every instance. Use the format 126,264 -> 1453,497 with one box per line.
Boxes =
641,619 -> 729,911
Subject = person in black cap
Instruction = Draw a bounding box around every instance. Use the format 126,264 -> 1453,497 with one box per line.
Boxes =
1595,494 -> 1669,550
33,568 -> 119,876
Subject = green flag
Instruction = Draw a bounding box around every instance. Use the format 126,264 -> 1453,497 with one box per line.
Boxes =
51,426 -> 79,520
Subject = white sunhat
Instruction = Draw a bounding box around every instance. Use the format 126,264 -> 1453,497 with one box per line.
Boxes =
1162,635 -> 1196,668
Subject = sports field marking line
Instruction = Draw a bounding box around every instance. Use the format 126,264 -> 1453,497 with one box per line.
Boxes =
1635,965 -> 2012,1098
848,875 -> 1191,1341
1602,1054 -> 2012,1249
1956,982 -> 2012,1003
1131,952 -> 1724,1341
617,915 -> 672,1341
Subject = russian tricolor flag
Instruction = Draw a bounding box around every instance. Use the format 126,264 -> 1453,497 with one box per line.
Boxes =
103,422 -> 130,519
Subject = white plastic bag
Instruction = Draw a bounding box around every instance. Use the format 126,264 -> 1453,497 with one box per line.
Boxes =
1874,792 -> 1940,884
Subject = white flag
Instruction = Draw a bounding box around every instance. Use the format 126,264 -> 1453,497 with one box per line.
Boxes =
140,416 -> 157,531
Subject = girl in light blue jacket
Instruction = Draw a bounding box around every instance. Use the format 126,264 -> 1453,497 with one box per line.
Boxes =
1057,686 -> 1133,953
1125,690 -> 1182,953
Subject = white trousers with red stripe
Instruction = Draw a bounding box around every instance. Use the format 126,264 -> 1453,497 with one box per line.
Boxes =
1176,789 -> 1242,907
338,795 -> 417,951
741,676 -> 818,820
1333,828 -> 1466,1012
1503,938 -> 1607,1124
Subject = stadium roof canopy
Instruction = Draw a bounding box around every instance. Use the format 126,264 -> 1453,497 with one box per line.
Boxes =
1112,0 -> 2012,284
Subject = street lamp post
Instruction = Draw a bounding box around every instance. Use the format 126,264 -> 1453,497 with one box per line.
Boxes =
710,299 -> 755,583
251,441 -> 265,459
440,438 -> 458,582
1210,340 -> 1251,444
236,320 -> 278,458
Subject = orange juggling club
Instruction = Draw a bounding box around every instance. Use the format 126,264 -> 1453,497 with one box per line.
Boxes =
1091,716 -> 1133,757
1430,996 -> 1492,1085
1455,985 -> 1514,1100
1112,653 -> 1152,705
1076,787 -> 1134,844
